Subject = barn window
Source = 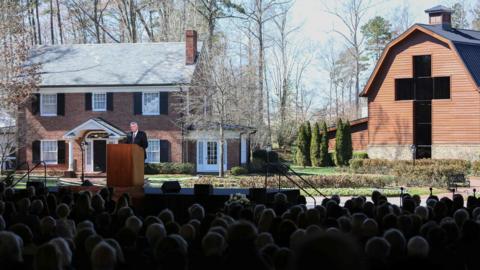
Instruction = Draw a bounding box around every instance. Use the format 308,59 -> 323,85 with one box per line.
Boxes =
415,77 -> 433,101
413,55 -> 431,77
433,77 -> 450,99
395,78 -> 414,100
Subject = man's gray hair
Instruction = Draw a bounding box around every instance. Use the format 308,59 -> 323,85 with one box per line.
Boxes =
129,122 -> 138,126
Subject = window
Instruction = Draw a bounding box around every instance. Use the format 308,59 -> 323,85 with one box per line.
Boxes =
146,139 -> 160,163
395,78 -> 414,100
92,93 -> 107,111
143,92 -> 160,115
41,140 -> 58,164
207,141 -> 217,165
415,77 -> 433,101
413,55 -> 431,78
40,94 -> 57,116
434,77 -> 450,99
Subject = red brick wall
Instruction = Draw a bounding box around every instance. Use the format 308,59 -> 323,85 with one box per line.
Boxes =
185,139 -> 241,171
327,121 -> 369,151
18,92 -> 183,172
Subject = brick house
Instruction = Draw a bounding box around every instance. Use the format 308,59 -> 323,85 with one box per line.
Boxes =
19,30 -> 254,175
351,5 -> 480,161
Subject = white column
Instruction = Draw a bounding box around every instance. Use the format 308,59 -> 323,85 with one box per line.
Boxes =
68,140 -> 74,171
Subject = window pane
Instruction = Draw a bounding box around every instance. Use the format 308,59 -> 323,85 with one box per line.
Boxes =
41,94 -> 57,115
415,78 -> 433,101
147,140 -> 160,163
143,93 -> 160,115
207,142 -> 217,165
42,141 -> 58,164
434,77 -> 450,99
395,78 -> 414,100
93,93 -> 106,111
413,55 -> 431,77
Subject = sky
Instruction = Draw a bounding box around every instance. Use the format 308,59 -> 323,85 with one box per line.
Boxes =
286,0 -> 465,110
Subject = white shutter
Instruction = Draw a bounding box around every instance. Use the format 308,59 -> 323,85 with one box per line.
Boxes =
223,141 -> 227,165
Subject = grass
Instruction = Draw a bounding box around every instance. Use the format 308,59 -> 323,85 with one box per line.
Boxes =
146,174 -> 195,180
301,187 -> 448,197
290,166 -> 338,175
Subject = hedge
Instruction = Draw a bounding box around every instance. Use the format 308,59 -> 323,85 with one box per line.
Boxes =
177,174 -> 394,189
231,166 -> 248,176
349,159 -> 471,187
145,163 -> 195,174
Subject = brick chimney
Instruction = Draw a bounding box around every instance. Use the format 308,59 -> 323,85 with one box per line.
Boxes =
185,30 -> 198,65
425,5 -> 453,30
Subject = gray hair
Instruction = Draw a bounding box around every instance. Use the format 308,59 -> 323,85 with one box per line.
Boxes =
50,237 -> 72,267
407,236 -> 429,257
91,241 -> 117,270
146,223 -> 167,246
129,122 -> 138,126
0,231 -> 23,262
365,236 -> 391,259
202,232 -> 226,256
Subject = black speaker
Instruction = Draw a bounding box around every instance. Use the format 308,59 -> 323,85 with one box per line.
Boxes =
27,181 -> 46,194
194,184 -> 213,196
161,181 -> 181,193
249,188 -> 267,203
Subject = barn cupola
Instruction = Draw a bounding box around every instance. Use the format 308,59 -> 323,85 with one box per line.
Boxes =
425,5 -> 453,30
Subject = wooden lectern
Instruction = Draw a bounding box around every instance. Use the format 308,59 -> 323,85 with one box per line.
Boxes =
107,144 -> 144,187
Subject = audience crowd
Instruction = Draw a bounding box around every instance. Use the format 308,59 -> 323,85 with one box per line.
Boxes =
0,181 -> 479,270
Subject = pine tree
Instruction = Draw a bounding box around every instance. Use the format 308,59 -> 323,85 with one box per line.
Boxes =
344,120 -> 353,164
310,122 -> 321,167
295,124 -> 307,166
335,119 -> 344,166
305,121 -> 312,166
319,121 -> 330,167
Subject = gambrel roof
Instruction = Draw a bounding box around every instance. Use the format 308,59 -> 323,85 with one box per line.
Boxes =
361,23 -> 480,96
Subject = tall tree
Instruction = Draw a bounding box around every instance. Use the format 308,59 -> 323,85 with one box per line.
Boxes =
451,1 -> 469,29
319,121 -> 330,167
334,119 -> 344,166
390,3 -> 412,37
472,2 -> 480,30
305,121 -> 312,166
361,16 -> 392,61
310,122 -> 321,167
343,120 -> 353,163
295,123 -> 309,167
325,0 -> 370,116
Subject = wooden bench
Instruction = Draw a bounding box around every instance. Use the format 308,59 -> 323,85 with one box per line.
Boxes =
447,174 -> 470,188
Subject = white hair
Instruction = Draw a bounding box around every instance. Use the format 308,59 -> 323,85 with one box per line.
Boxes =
202,232 -> 226,256
407,236 -> 429,257
125,216 -> 143,234
50,237 -> 72,267
0,231 -> 23,262
146,223 -> 166,246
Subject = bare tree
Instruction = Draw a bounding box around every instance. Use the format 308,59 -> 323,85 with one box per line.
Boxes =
324,0 -> 370,117
0,0 -> 40,173
390,3 -> 412,37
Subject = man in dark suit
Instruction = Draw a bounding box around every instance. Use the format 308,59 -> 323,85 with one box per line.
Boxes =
125,122 -> 148,159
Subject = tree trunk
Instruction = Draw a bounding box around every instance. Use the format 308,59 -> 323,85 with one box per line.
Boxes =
35,0 -> 42,44
50,0 -> 55,44
55,0 -> 63,44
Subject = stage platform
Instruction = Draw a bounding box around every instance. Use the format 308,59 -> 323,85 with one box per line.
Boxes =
43,185 -> 301,223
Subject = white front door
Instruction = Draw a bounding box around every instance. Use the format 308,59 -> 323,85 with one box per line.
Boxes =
197,140 -> 227,172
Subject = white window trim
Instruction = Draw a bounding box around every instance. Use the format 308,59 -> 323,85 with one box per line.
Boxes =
142,91 -> 160,116
40,140 -> 58,165
40,94 -> 57,117
92,92 -> 107,112
146,139 -> 161,164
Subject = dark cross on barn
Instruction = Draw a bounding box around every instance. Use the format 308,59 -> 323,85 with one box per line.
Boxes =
394,55 -> 451,159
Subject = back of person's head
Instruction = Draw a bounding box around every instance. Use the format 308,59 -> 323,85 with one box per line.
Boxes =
91,241 -> 117,270
414,206 -> 429,221
78,220 -> 95,231
116,227 -> 137,248
31,199 -> 44,216
258,208 -> 276,232
16,198 -> 31,213
254,204 -> 266,223
10,223 -> 33,245
188,203 -> 205,221
74,228 -> 95,253
85,234 -> 104,256
104,239 -> 125,264
306,225 -> 323,235
50,237 -> 72,267
40,216 -> 57,237
179,223 -> 196,242
255,232 -> 274,250
202,232 -> 226,256
0,215 -> 5,231
125,215 -> 143,234
35,242 -> 61,270
0,231 -> 23,263
274,193 -> 288,204
227,221 -> 258,248
274,247 -> 293,270
91,194 -> 105,212
143,215 -> 162,228
362,218 -> 378,238
146,223 -> 167,246
290,229 -> 306,250
209,226 -> 228,238
454,208 -> 469,228
293,231 -> 364,270
337,216 -> 352,233
365,237 -> 390,259
383,229 -> 406,257
158,208 -> 174,224
154,234 -> 189,269
407,236 -> 429,257
56,203 -> 70,219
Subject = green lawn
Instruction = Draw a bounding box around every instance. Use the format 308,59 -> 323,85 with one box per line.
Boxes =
301,187 -> 447,197
290,166 -> 338,175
